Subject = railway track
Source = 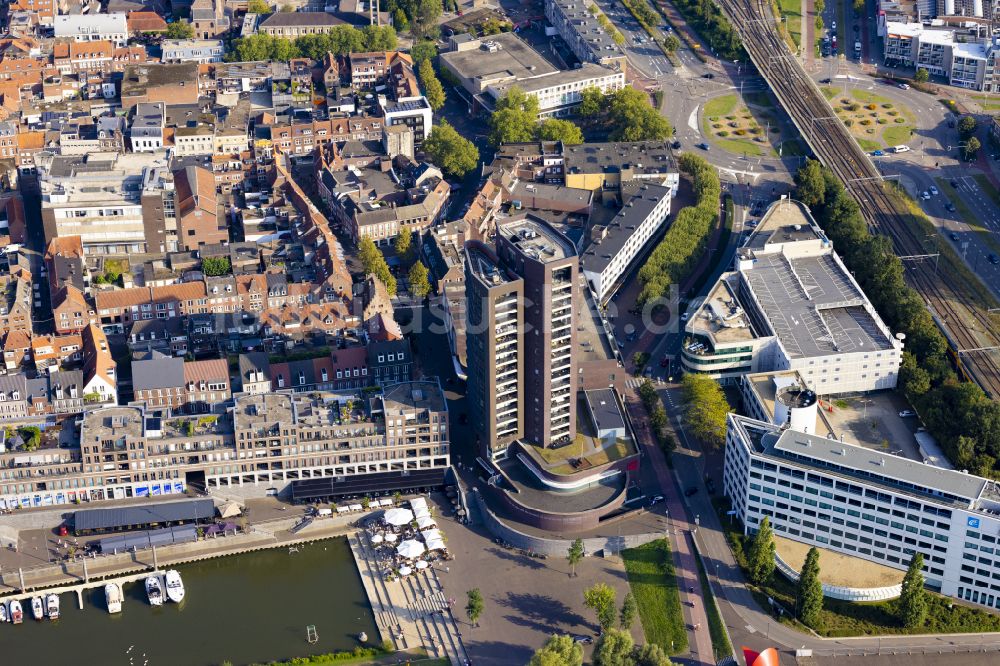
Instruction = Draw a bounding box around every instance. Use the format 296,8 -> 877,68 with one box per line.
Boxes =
715,0 -> 1000,398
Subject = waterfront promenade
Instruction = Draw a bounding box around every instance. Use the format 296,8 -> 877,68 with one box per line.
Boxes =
0,514 -> 356,597
349,530 -> 468,666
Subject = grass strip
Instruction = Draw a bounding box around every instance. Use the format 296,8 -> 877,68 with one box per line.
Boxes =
935,178 -> 1000,260
622,539 -> 688,654
974,174 -> 1000,209
692,544 -> 733,661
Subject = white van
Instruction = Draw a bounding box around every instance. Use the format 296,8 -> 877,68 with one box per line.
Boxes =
316,508 -> 333,517
892,145 -> 911,153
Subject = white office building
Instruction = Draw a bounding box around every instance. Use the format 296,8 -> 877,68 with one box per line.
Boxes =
54,13 -> 128,47
488,64 -> 625,118
682,199 -> 903,394
161,39 -> 225,64
581,183 -> 673,302
725,411 -> 1000,610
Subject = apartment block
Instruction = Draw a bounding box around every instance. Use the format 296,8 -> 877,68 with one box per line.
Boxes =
0,381 -> 449,509
545,0 -> 627,69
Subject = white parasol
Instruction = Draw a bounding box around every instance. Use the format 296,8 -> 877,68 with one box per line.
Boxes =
384,532 -> 398,543
398,566 -> 413,576
370,533 -> 384,544
397,539 -> 426,559
415,560 -> 429,570
416,515 -> 437,529
384,507 -> 414,526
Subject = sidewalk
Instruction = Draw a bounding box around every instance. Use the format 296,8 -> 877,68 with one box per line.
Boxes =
624,391 -> 715,664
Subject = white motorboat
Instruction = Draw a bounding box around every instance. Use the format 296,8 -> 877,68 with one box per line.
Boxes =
145,575 -> 163,606
46,593 -> 59,620
164,570 -> 185,603
30,596 -> 43,621
9,599 -> 23,624
105,582 -> 122,614
0,601 -> 8,623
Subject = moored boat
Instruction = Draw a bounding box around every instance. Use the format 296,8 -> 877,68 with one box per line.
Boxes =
9,599 -> 23,624
105,582 -> 122,614
164,570 -> 185,603
46,593 -> 59,620
30,596 -> 43,621
145,575 -> 163,606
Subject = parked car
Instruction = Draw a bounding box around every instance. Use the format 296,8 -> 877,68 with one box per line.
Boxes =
920,191 -> 931,200
929,185 -> 939,196
703,72 -> 715,79
697,143 -> 710,150
950,180 -> 960,188
872,150 -> 884,156
819,77 -> 831,84
898,83 -> 910,90
671,140 -> 681,149
946,203 -> 956,213
898,409 -> 916,418
950,232 -> 960,241
685,487 -> 698,497
990,254 -> 999,265
573,636 -> 594,645
650,495 -> 665,504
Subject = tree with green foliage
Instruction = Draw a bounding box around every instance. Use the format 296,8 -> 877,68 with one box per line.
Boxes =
663,34 -> 681,54
633,644 -> 673,666
358,237 -> 397,294
408,261 -> 431,299
567,538 -> 585,577
579,87 -> 604,117
17,426 -> 41,451
795,159 -> 827,209
670,0 -> 743,60
607,87 -> 671,141
796,547 -> 823,629
410,39 -> 437,65
489,86 -> 540,146
899,553 -> 927,628
680,374 -> 730,448
466,588 -> 484,627
394,226 -> 412,259
619,591 -> 637,631
914,68 -> 929,83
418,59 -> 446,110
747,516 -> 776,586
538,118 -> 584,145
412,0 -> 442,38
852,0 -> 864,10
393,8 -> 409,30
637,154 -> 717,305
593,629 -> 633,665
963,136 -> 981,161
202,256 -> 231,277
423,120 -> 479,178
583,583 -> 617,633
228,25 -> 396,62
247,0 -> 270,13
529,634 -> 584,666
166,20 -> 194,39
957,115 -> 978,138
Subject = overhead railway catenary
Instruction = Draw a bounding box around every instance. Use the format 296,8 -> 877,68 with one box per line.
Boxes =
715,0 -> 1000,397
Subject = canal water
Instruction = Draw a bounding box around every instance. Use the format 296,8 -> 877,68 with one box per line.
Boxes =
0,537 -> 378,666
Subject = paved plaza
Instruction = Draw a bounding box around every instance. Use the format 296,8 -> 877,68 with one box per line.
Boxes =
430,513 -> 644,665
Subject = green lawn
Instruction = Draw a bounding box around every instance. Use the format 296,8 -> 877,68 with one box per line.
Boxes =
622,540 -> 688,654
715,137 -> 767,156
777,0 -> 802,46
882,124 -> 914,146
704,94 -> 738,117
744,91 -> 776,110
856,138 -> 882,152
820,86 -> 837,100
